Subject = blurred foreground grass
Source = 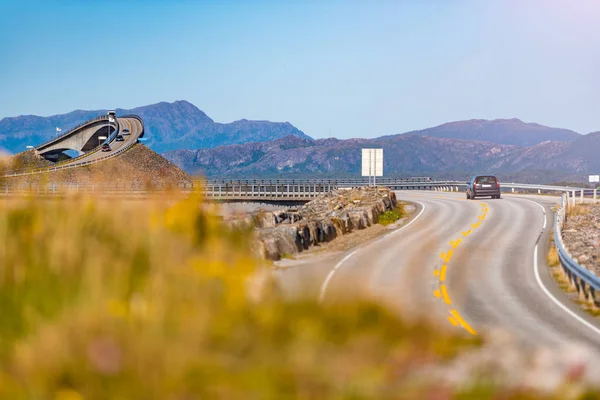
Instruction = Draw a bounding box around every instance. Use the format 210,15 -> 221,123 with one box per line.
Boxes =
0,195 -> 595,399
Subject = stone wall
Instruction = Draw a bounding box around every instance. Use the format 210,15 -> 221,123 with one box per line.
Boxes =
242,187 -> 397,260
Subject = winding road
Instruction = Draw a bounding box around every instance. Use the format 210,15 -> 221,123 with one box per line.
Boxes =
276,191 -> 600,352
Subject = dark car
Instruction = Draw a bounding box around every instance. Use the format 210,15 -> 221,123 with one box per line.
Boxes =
466,175 -> 501,199
116,135 -> 124,142
101,143 -> 111,152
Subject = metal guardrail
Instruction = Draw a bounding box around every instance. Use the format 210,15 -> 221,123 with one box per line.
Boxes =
1,179 -> 591,200
554,193 -> 600,300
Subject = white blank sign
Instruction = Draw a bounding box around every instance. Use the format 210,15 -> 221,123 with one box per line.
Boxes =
589,175 -> 599,183
361,148 -> 383,177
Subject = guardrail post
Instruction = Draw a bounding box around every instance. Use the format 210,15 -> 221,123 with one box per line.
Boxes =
512,187 -> 515,193
580,189 -> 584,204
595,187 -> 597,203
572,190 -> 576,207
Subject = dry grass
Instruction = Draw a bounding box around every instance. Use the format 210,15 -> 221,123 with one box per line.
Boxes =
567,204 -> 591,216
547,246 -> 560,267
0,194 -> 595,398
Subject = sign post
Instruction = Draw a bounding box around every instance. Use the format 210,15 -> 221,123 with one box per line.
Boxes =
590,175 -> 599,203
361,148 -> 383,187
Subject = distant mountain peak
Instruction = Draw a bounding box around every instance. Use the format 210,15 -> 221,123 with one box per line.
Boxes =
0,100 -> 311,154
403,118 -> 580,147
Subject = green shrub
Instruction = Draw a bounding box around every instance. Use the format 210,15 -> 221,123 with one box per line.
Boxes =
378,206 -> 405,226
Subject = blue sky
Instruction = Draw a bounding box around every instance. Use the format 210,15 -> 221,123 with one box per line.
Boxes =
1,0 -> 599,138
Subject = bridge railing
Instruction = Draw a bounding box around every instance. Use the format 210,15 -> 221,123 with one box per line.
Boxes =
35,115 -> 110,150
554,193 -> 600,306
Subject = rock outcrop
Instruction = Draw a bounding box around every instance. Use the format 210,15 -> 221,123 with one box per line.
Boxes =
561,204 -> 600,275
228,187 -> 398,261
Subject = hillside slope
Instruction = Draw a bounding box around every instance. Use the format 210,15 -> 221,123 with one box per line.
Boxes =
163,132 -> 600,183
4,145 -> 191,186
163,134 -> 521,178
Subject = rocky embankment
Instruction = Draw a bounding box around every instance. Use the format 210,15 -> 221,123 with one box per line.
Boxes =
229,187 -> 398,261
562,204 -> 600,275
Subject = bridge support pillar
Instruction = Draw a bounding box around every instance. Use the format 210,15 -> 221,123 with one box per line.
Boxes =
538,189 -> 541,194
455,186 -> 459,192
512,187 -> 515,193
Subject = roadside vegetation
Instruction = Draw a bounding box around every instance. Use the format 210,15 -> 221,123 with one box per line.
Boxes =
0,194 -> 597,398
548,209 -> 600,319
567,204 -> 592,217
378,205 -> 406,226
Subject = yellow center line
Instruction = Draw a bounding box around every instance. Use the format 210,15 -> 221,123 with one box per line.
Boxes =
450,239 -> 462,248
440,249 -> 453,263
440,284 -> 452,305
439,264 -> 447,282
432,203 -> 489,336
450,309 -> 477,335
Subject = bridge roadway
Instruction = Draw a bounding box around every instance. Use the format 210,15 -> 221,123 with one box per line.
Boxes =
276,191 -> 600,358
67,116 -> 143,163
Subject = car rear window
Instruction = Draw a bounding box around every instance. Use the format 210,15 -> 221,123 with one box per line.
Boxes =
475,176 -> 497,184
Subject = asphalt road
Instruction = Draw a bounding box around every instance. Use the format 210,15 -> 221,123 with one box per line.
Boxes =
276,191 -> 600,353
81,117 -> 142,162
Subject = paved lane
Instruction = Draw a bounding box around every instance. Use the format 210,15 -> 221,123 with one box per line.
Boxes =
276,191 -> 600,353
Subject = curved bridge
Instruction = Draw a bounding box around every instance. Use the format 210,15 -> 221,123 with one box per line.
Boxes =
36,115 -> 119,160
4,113 -> 144,177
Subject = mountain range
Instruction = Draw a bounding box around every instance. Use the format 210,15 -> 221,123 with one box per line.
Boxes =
1,101 -> 597,183
163,119 -> 600,183
401,118 -> 580,146
0,100 -> 311,154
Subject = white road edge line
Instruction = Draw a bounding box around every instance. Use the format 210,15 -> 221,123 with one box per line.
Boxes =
318,200 -> 426,303
525,198 -> 600,337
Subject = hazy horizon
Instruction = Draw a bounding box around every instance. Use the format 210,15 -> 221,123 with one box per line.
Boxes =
2,0 -> 599,138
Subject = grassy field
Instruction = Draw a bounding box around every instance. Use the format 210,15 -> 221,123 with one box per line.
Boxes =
0,194 -> 597,399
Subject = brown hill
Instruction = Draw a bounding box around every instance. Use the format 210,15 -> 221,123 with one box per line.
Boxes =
3,145 -> 191,186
